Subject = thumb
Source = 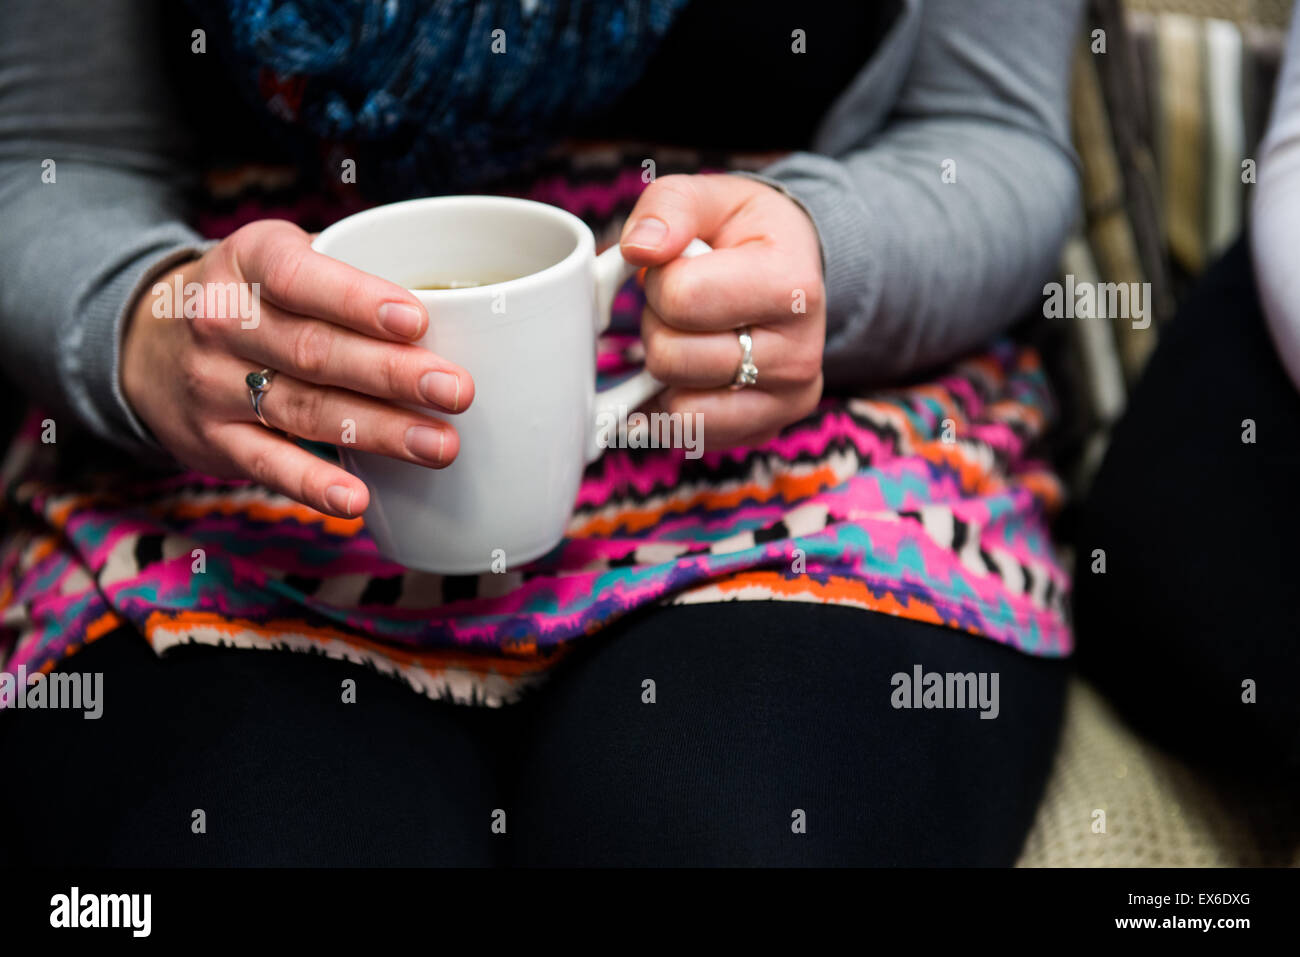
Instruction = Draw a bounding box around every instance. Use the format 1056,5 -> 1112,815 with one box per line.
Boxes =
620,174 -> 737,267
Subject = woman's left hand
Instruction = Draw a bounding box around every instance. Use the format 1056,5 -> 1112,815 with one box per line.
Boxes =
620,173 -> 826,449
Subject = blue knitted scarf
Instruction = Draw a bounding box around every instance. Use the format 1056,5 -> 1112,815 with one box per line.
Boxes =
190,0 -> 690,194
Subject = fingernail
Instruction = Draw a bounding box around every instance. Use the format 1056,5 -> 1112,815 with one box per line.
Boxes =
622,216 -> 668,250
378,302 -> 424,339
420,370 -> 461,411
325,484 -> 354,516
405,425 -> 446,465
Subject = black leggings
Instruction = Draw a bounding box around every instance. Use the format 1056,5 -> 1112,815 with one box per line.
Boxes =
0,602 -> 1066,866
1073,237 -> 1300,779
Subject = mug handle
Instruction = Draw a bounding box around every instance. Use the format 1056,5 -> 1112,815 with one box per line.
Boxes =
587,236 -> 712,463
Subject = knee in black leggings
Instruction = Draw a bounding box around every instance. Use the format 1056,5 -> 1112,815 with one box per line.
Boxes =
1074,238 -> 1300,778
506,603 -> 1066,866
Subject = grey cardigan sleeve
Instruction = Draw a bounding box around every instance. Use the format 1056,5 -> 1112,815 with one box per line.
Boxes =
749,0 -> 1084,388
0,0 -> 208,454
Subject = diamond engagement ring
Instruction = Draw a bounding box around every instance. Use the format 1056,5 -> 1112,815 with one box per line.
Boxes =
730,327 -> 758,389
246,368 -> 277,428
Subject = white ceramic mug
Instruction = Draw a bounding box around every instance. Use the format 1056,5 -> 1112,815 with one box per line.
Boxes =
312,195 -> 708,574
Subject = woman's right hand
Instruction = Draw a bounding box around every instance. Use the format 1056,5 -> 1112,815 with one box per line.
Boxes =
121,219 -> 474,519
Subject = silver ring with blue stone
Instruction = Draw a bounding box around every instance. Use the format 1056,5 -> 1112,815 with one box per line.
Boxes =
246,368 -> 277,429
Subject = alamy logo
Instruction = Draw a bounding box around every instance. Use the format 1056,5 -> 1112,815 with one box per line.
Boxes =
890,665 -> 1000,719
50,887 -> 151,937
152,276 -> 261,329
0,666 -> 102,719
595,404 -> 703,459
1042,276 -> 1151,330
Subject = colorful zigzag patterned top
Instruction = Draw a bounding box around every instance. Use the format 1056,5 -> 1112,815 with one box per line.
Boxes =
0,146 -> 1071,706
